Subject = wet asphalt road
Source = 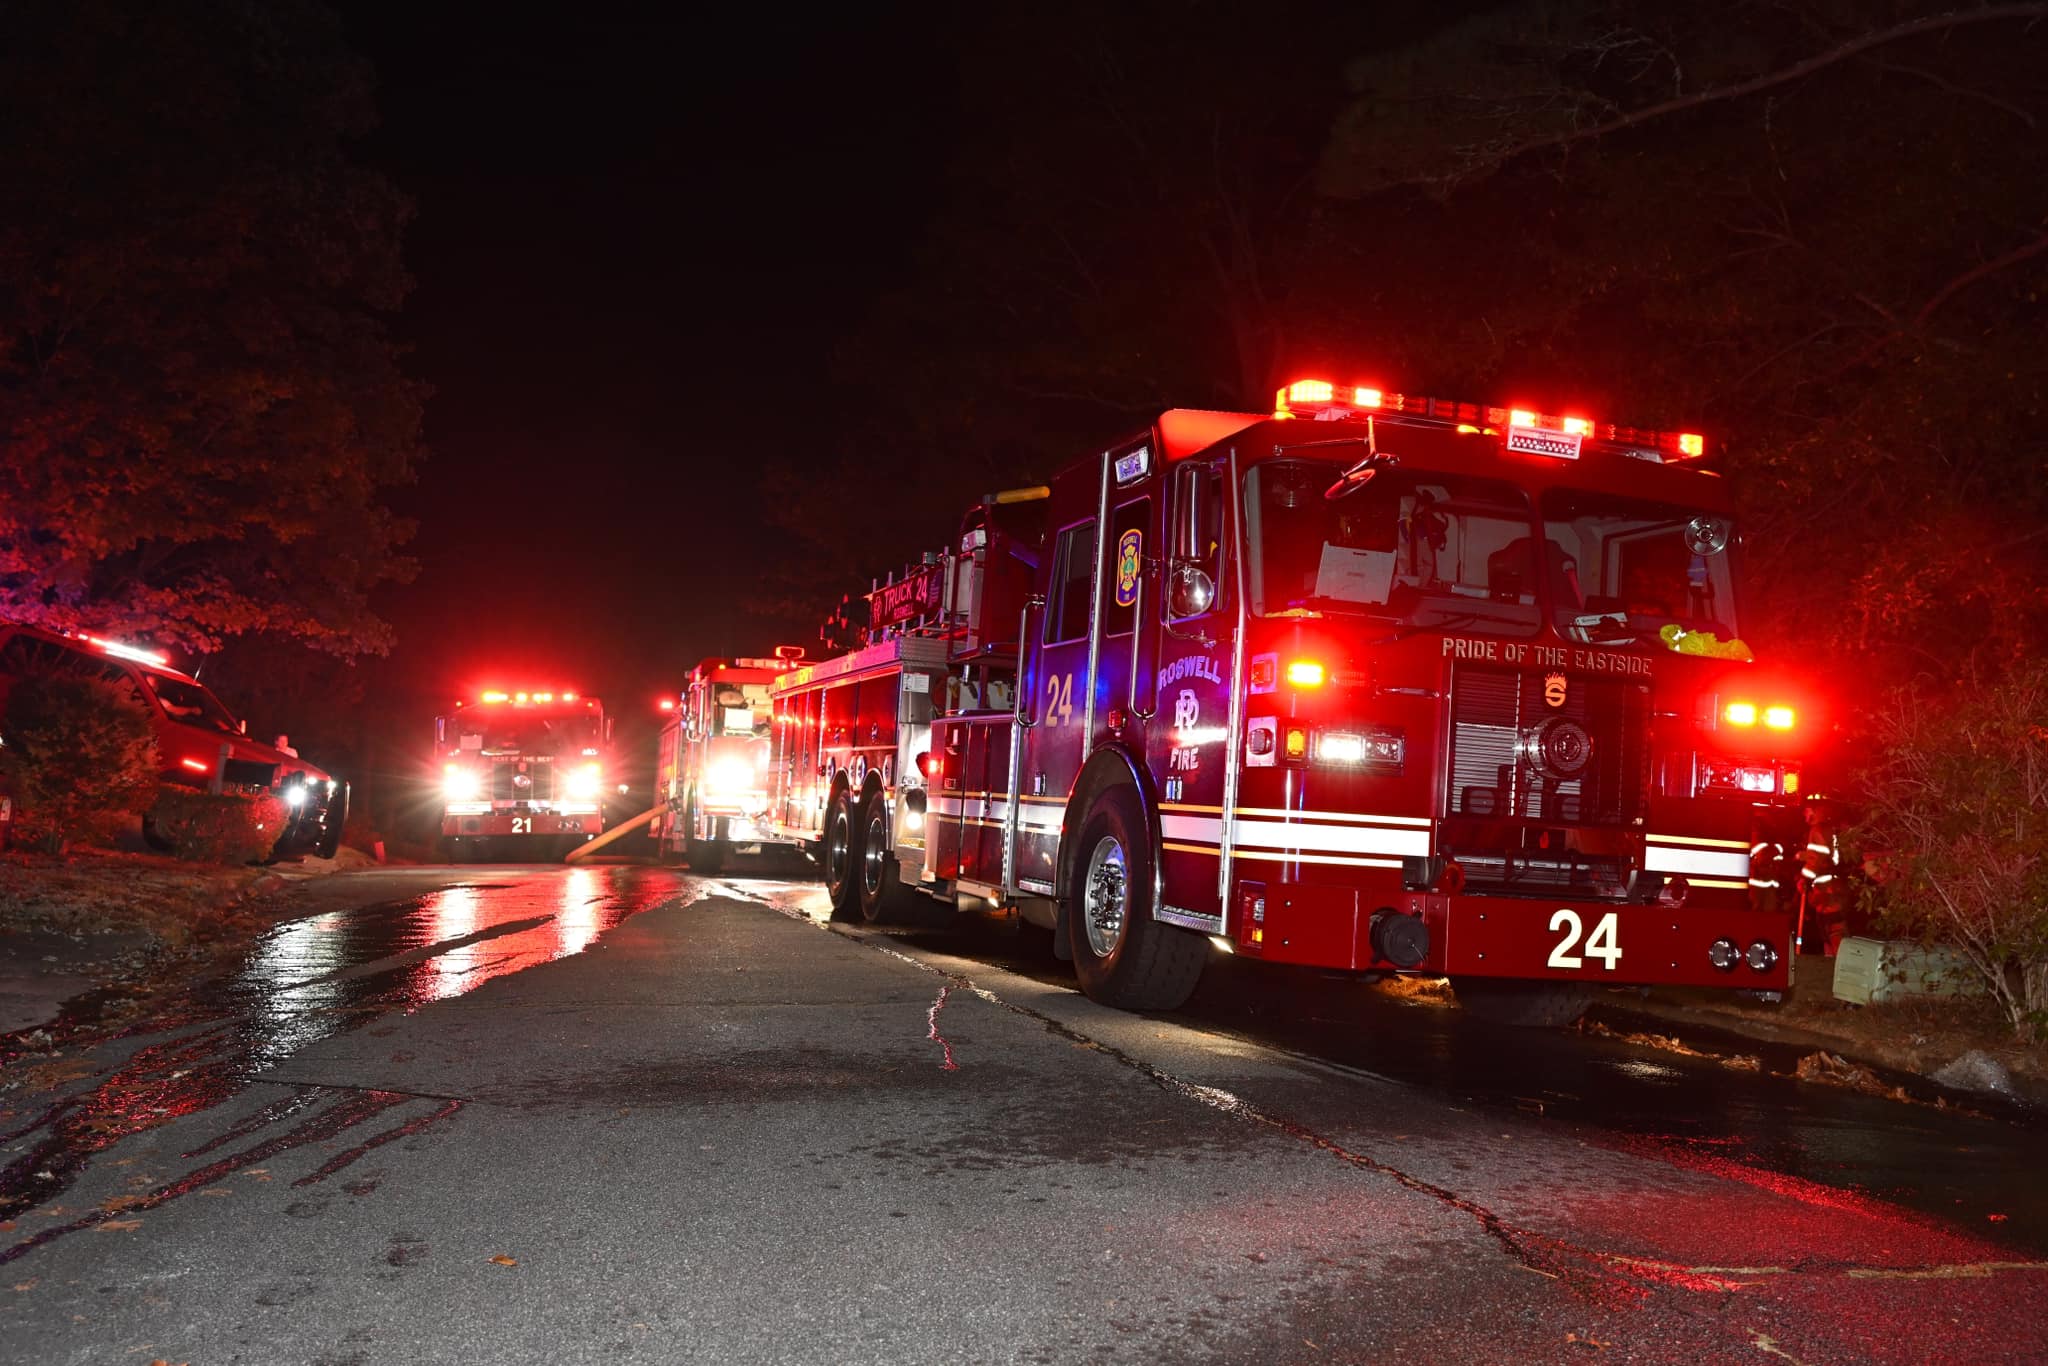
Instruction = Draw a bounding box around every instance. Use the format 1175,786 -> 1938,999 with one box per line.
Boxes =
1,863 -> 2044,1364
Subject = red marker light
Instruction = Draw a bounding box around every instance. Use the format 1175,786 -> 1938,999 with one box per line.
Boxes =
1285,660 -> 1326,687
1562,416 -> 1594,436
1287,379 -> 1334,404
658,698 -> 675,711
481,690 -> 509,704
1509,409 -> 1536,429
180,757 -> 209,773
1677,433 -> 1706,457
1353,387 -> 1383,408
1763,705 -> 1795,731
1724,701 -> 1758,727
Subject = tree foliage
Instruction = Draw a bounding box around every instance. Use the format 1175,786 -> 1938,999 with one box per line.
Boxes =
0,671 -> 161,854
1855,662 -> 2048,1039
0,0 -> 424,657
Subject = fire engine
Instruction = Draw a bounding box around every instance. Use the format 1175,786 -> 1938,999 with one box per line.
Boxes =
653,654 -> 804,872
437,689 -> 613,861
770,380 -> 1810,1024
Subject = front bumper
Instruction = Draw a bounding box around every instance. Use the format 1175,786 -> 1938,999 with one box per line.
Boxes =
443,808 -> 601,837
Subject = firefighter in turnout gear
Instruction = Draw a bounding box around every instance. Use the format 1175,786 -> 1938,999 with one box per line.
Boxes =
1798,798 -> 1846,955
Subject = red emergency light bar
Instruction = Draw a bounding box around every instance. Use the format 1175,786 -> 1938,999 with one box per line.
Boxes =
475,689 -> 586,706
1273,379 -> 1706,462
70,632 -> 171,668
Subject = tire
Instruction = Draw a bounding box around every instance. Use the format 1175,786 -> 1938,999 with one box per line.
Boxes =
855,789 -> 911,924
315,782 -> 348,859
1064,784 -> 1205,1010
1451,978 -> 1595,1028
687,836 -> 727,875
822,789 -> 861,919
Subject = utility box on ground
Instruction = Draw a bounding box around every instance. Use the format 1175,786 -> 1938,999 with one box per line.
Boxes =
1832,936 -> 1982,1005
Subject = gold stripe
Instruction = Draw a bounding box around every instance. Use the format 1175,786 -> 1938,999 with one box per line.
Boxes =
1646,834 -> 1750,850
1019,794 -> 1064,805
1687,877 -> 1751,890
1232,806 -> 1433,828
1161,802 -> 1226,814
1162,841 -> 1221,857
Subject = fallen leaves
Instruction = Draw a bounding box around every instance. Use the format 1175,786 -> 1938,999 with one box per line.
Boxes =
96,1219 -> 142,1233
489,1254 -> 518,1267
1566,1329 -> 1612,1349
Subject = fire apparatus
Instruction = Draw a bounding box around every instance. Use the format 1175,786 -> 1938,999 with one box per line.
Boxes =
772,381 -> 1810,1024
653,654 -> 804,872
437,689 -> 613,861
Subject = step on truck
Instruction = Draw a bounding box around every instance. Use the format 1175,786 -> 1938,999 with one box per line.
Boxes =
437,688 -> 613,861
653,653 -> 805,872
773,381 -> 1810,1024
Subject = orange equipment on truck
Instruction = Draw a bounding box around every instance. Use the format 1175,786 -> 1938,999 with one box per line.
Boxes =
769,380 -> 1812,1025
437,689 -> 613,862
653,654 -> 804,872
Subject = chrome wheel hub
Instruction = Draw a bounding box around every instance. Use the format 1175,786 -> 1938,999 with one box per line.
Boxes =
1082,835 -> 1129,958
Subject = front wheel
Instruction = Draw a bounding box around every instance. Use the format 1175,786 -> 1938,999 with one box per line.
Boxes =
314,782 -> 348,859
1450,978 -> 1595,1028
1064,785 -> 1205,1010
822,790 -> 860,919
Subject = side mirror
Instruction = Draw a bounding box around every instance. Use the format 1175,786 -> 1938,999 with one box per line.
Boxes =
1167,564 -> 1216,618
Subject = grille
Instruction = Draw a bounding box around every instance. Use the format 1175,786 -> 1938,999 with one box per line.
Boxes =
1446,665 -> 1648,826
490,758 -> 554,802
222,758 -> 279,789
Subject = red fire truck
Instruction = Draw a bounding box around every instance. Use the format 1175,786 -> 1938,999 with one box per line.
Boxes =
772,381 -> 1810,1024
653,654 -> 804,872
437,689 -> 613,861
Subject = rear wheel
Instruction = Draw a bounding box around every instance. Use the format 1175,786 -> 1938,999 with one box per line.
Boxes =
822,790 -> 860,919
1450,978 -> 1595,1028
1064,785 -> 1205,1010
856,789 -> 911,923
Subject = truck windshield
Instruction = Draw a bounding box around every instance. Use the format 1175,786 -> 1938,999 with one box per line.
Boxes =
457,712 -> 601,754
1244,460 -> 1542,637
1540,490 -> 1742,648
711,682 -> 772,737
146,674 -> 242,735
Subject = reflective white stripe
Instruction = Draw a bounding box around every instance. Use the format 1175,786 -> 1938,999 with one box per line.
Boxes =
1806,842 -> 1834,857
1162,812 -> 1224,843
1230,817 -> 1431,859
1811,874 -> 1836,885
1644,846 -> 1752,879
1231,806 -> 1433,828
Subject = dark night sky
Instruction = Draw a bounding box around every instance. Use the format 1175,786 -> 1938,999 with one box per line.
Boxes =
335,4 -> 966,721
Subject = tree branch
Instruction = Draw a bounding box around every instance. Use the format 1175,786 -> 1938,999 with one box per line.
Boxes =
1914,232 -> 2048,329
1483,5 -> 2048,170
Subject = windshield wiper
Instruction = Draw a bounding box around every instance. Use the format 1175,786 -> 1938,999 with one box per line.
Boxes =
1370,612 -> 1483,645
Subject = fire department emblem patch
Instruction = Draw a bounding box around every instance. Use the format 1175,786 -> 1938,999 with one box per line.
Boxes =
1114,529 -> 1143,608
1543,671 -> 1568,708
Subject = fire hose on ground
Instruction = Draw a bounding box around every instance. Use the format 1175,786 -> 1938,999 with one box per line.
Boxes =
563,802 -> 664,863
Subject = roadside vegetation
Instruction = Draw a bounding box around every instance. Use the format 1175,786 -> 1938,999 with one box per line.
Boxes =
1855,662 -> 2048,1041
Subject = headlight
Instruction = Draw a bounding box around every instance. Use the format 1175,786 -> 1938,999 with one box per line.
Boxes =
283,784 -> 308,808
705,755 -> 754,795
444,768 -> 481,801
566,763 -> 602,800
